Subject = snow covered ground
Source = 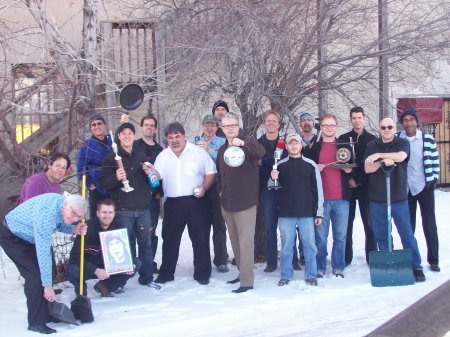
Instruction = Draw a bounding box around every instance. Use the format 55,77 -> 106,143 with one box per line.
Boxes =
1,190 -> 449,336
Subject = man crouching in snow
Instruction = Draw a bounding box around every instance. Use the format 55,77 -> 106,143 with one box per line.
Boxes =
67,199 -> 136,298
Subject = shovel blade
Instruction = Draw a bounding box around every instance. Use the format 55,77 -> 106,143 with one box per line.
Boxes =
48,301 -> 78,325
71,295 -> 94,323
369,249 -> 415,287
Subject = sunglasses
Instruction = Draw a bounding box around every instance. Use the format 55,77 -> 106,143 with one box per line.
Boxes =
380,125 -> 394,130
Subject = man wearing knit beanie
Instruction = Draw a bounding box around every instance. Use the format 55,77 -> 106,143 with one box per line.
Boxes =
299,112 -> 319,148
398,109 -> 441,272
212,100 -> 230,138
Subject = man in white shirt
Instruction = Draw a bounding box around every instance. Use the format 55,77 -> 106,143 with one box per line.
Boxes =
148,122 -> 217,285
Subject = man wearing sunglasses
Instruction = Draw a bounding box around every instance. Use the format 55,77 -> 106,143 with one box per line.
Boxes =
364,118 -> 425,282
77,113 -> 113,218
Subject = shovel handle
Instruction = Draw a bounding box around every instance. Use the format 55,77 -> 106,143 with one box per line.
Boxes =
79,168 -> 87,296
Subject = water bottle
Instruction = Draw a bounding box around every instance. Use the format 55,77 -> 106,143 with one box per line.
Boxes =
144,161 -> 160,188
148,172 -> 160,189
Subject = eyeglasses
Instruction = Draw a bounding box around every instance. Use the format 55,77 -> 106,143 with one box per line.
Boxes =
321,124 -> 337,128
380,125 -> 394,130
90,122 -> 104,127
222,124 -> 239,129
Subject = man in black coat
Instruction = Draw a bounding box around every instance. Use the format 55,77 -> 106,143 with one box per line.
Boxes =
338,106 -> 377,265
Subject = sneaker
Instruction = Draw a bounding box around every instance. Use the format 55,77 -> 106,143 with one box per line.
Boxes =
305,278 -> 318,286
114,287 -> 125,294
430,264 -> 440,272
278,279 -> 290,286
217,265 -> 229,273
264,265 -> 276,273
94,280 -> 113,297
316,271 -> 324,278
28,324 -> 57,334
146,281 -> 162,289
332,269 -> 344,278
292,262 -> 302,271
414,269 -> 426,282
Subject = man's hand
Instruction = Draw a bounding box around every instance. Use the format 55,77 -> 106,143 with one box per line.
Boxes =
193,185 -> 205,198
315,218 -> 323,226
94,268 -> 110,280
381,158 -> 395,166
348,178 -> 358,189
342,167 -> 352,173
74,223 -> 87,236
196,140 -> 208,151
43,286 -> 56,302
120,113 -> 129,124
365,153 -> 381,165
116,168 -> 127,181
231,138 -> 245,147
318,164 -> 325,172
271,169 -> 279,180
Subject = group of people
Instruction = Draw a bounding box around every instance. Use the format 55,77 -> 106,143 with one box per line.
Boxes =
0,102 -> 441,334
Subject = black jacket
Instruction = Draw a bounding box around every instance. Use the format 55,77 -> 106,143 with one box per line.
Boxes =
99,145 -> 152,210
338,129 -> 377,188
302,138 -> 352,201
68,218 -> 124,275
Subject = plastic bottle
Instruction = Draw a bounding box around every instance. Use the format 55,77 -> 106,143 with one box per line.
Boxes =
148,173 -> 160,188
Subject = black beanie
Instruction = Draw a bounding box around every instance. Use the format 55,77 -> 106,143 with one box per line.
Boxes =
212,100 -> 229,115
400,109 -> 419,123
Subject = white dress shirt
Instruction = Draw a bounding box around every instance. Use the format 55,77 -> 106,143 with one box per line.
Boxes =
154,142 -> 217,198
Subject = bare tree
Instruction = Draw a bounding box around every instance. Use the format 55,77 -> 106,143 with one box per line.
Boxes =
128,0 -> 449,135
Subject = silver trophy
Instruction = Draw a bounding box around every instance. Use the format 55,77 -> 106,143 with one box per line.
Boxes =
110,130 -> 134,192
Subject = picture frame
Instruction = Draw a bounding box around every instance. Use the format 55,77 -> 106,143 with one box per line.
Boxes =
99,228 -> 134,275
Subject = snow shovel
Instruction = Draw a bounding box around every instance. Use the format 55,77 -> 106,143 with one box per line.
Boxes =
71,168 -> 94,323
48,301 -> 78,325
369,163 -> 415,287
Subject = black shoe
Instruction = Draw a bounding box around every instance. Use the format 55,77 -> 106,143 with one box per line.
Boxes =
414,269 -> 426,282
232,286 -> 253,293
146,282 -> 162,289
197,279 -> 209,285
332,270 -> 344,278
306,277 -> 318,286
430,264 -> 441,272
28,324 -> 57,334
293,262 -> 302,271
227,277 -> 240,284
154,275 -> 174,284
316,271 -> 324,278
278,279 -> 290,286
264,266 -> 276,273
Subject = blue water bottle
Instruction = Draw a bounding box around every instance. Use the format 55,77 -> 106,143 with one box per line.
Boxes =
148,173 -> 160,188
144,161 -> 160,188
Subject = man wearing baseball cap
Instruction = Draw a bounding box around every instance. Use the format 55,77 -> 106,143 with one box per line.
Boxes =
99,122 -> 160,289
196,115 -> 229,272
269,132 -> 323,286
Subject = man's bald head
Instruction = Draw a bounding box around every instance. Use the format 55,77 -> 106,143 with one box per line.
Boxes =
379,118 -> 396,142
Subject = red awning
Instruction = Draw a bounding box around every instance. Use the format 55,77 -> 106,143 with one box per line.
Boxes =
396,97 -> 443,124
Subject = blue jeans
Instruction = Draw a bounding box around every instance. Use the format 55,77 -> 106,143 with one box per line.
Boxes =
260,187 -> 279,268
316,200 -> 349,272
369,200 -> 423,270
114,210 -> 154,283
279,217 -> 317,280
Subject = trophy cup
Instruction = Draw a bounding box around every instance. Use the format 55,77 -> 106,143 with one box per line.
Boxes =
269,137 -> 285,190
331,137 -> 358,169
110,130 -> 134,192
